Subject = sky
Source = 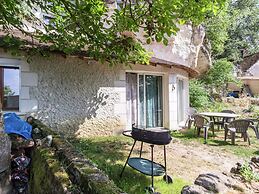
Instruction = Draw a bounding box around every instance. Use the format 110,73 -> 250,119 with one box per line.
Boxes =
4,68 -> 19,95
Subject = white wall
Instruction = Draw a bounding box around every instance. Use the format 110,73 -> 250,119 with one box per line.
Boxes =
0,57 -> 38,113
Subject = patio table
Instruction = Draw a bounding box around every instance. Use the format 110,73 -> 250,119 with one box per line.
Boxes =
199,112 -> 240,131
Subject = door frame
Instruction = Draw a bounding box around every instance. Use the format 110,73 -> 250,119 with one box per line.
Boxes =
176,75 -> 188,125
126,70 -> 166,128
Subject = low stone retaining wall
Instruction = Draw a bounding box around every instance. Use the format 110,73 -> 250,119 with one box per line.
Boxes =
29,148 -> 75,194
222,97 -> 259,112
222,97 -> 251,109
29,120 -> 124,194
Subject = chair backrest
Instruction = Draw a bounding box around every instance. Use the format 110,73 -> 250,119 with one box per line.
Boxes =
228,119 -> 251,133
193,115 -> 209,128
221,110 -> 235,114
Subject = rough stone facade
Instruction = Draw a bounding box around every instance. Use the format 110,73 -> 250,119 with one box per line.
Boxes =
28,55 -> 123,136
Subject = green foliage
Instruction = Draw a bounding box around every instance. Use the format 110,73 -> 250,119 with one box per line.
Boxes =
190,59 -> 237,108
201,59 -> 236,90
203,102 -> 230,112
4,85 -> 15,96
0,0 -> 227,65
205,0 -> 259,63
204,2 -> 230,56
240,162 -> 259,182
222,0 -> 259,63
189,80 -> 210,108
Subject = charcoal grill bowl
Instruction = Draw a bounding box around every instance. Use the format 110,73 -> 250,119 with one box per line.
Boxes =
132,126 -> 172,145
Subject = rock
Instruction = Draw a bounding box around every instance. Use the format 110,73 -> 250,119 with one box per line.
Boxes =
194,173 -> 228,193
230,162 -> 242,174
181,185 -> 212,194
0,131 -> 12,194
251,156 -> 259,163
0,132 -> 11,173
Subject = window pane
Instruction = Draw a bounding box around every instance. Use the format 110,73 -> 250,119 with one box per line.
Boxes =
3,68 -> 19,110
138,75 -> 145,126
145,75 -> 163,128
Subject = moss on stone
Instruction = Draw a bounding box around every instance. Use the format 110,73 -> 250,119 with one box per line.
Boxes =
29,148 -> 75,194
29,119 -> 124,194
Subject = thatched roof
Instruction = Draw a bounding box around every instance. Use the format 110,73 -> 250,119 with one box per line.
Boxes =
150,57 -> 200,78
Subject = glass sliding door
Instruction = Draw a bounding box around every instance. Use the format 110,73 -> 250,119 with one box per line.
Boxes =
126,73 -> 138,127
138,75 -> 163,128
126,73 -> 163,128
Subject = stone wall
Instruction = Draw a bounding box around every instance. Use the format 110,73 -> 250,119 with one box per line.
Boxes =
29,120 -> 124,194
28,54 -> 123,137
222,97 -> 251,110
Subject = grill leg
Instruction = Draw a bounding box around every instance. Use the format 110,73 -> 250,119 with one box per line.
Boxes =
139,141 -> 143,158
120,140 -> 137,178
151,144 -> 154,189
164,145 -> 167,180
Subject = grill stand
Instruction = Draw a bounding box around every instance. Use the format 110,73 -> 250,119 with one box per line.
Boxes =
120,131 -> 172,194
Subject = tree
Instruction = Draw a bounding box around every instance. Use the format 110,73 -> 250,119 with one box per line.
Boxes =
0,0 -> 227,65
204,0 -> 259,64
204,1 -> 230,57
4,86 -> 15,96
200,59 -> 236,96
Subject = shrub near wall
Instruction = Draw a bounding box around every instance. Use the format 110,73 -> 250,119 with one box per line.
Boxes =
29,120 -> 124,194
189,80 -> 210,108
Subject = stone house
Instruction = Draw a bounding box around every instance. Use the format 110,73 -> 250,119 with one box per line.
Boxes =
0,3 -> 210,137
228,53 -> 259,96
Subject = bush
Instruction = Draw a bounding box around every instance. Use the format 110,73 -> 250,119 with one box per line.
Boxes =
189,80 -> 210,108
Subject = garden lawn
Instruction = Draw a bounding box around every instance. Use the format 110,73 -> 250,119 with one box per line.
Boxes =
70,136 -> 189,194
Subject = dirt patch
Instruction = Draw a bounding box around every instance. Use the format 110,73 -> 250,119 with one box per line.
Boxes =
132,139 -> 241,182
129,138 -> 254,193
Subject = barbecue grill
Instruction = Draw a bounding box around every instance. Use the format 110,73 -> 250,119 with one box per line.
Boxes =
120,125 -> 172,194
132,126 -> 172,145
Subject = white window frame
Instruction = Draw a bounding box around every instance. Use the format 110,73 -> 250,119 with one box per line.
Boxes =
0,58 -> 21,112
126,70 -> 165,128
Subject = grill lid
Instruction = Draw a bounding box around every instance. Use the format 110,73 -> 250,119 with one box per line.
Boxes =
131,126 -> 172,145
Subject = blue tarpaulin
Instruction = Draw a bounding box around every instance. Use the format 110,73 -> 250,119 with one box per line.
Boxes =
3,113 -> 32,139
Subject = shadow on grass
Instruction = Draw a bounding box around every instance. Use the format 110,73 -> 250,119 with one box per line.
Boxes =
208,139 -> 232,146
171,128 -> 217,141
69,136 -> 151,194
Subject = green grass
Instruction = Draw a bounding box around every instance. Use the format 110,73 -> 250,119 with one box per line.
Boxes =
70,136 -> 189,194
171,128 -> 259,158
